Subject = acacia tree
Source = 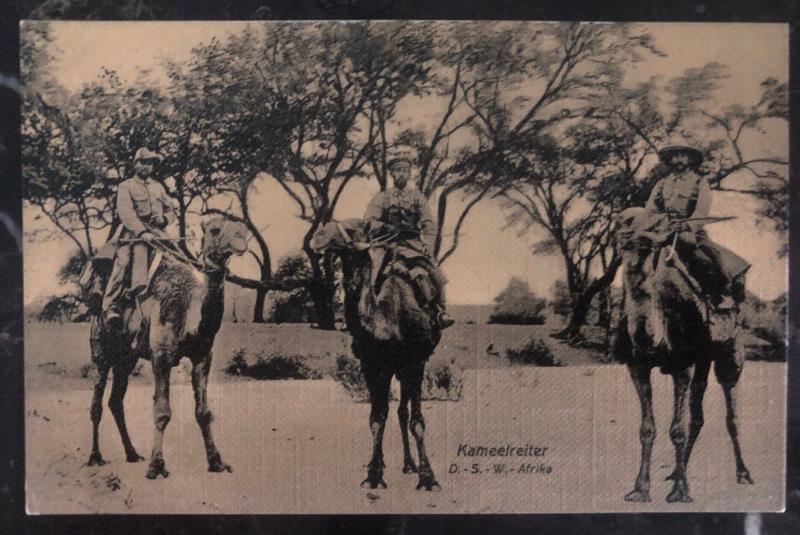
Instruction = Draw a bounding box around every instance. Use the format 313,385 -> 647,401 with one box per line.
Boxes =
502,61 -> 788,340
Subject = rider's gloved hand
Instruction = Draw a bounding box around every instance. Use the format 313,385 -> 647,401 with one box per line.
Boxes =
138,231 -> 156,241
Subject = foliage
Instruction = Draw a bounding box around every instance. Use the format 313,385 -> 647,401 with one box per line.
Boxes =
739,292 -> 786,362
506,338 -> 562,367
22,21 -> 788,335
35,292 -> 90,323
489,277 -> 547,325
264,251 -> 315,323
332,353 -> 463,402
223,348 -> 324,380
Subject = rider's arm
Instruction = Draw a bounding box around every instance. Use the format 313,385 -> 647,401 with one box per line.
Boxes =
364,191 -> 385,222
117,181 -> 148,237
691,178 -> 712,220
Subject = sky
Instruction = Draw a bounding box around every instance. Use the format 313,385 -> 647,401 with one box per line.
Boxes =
22,22 -> 789,305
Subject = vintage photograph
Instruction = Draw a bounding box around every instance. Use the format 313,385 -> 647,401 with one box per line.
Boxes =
22,21 -> 787,513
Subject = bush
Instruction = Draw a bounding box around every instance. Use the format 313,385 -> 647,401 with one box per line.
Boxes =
265,251 -> 316,323
739,292 -> 786,361
332,353 -> 464,402
506,338 -> 562,366
223,348 -> 323,380
489,277 -> 547,325
333,354 -> 371,402
422,358 -> 463,401
36,293 -> 91,323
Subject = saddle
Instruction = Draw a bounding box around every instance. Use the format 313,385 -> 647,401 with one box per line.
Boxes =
369,244 -> 438,307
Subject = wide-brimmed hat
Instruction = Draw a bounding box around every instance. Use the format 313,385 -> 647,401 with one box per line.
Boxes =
657,145 -> 703,168
133,147 -> 163,164
387,145 -> 416,170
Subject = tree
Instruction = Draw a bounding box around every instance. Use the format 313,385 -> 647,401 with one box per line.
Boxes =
489,277 -> 547,325
499,57 -> 787,341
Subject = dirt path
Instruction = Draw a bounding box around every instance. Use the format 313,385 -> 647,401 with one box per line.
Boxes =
26,363 -> 784,513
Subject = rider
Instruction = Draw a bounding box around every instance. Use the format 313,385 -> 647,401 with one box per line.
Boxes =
364,145 -> 454,329
643,145 -> 749,309
102,147 -> 175,329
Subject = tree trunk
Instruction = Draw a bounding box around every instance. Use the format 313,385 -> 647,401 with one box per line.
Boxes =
252,287 -> 267,323
307,249 -> 336,330
596,286 -> 611,328
558,257 -> 622,341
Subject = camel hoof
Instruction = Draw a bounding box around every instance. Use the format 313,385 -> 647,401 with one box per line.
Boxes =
209,461 -> 233,474
126,451 -> 145,463
402,460 -> 418,474
360,477 -> 387,490
416,468 -> 440,491
624,489 -> 651,502
737,470 -> 754,484
666,489 -> 693,503
145,459 -> 170,480
87,453 -> 107,467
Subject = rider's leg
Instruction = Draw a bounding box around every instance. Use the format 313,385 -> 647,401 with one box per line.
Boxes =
102,244 -> 132,322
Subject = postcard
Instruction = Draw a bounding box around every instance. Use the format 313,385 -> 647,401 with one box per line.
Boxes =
22,20 -> 787,513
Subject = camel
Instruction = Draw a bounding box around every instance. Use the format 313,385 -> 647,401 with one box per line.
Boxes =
86,216 -> 248,479
613,207 -> 753,503
311,219 -> 442,491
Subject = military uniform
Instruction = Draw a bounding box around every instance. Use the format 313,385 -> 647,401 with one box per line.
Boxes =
365,187 -> 436,256
364,145 -> 451,326
102,149 -> 175,321
643,146 -> 749,305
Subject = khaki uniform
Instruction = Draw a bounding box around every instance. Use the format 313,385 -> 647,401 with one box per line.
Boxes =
102,176 -> 175,317
364,187 -> 447,304
644,170 -> 749,300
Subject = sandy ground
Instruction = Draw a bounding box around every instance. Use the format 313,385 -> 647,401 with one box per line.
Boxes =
25,323 -> 785,514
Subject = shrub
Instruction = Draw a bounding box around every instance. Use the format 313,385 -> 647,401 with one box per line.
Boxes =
739,292 -> 786,361
332,353 -> 464,402
333,353 -> 371,402
506,338 -> 562,367
422,359 -> 463,401
265,251 -> 316,323
489,277 -> 547,325
224,348 -> 323,380
36,293 -> 91,323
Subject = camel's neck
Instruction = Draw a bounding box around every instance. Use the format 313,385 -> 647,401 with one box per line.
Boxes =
180,268 -> 227,345
197,269 -> 227,336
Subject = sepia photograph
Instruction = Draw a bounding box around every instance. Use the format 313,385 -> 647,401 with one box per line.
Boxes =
21,20 -> 788,514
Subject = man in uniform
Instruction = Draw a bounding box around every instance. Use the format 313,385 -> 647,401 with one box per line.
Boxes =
364,145 -> 454,328
102,147 -> 175,329
643,145 -> 750,309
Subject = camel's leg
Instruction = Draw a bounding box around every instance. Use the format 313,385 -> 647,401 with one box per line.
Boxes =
624,364 -> 654,502
192,352 -> 232,474
109,360 -> 145,462
146,353 -> 173,479
398,382 -> 416,474
720,381 -> 754,484
87,364 -> 110,466
402,361 -> 440,491
666,367 -> 693,503
680,359 -> 711,477
360,357 -> 392,489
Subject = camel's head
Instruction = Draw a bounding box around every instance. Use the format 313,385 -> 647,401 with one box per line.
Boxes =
614,207 -> 657,271
200,216 -> 248,270
310,219 -> 369,255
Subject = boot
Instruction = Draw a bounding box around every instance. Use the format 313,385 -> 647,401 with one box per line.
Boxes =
435,305 -> 455,329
